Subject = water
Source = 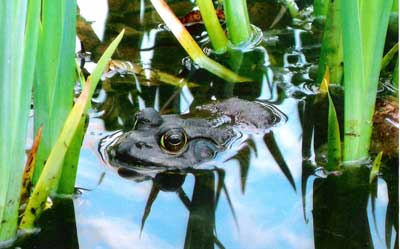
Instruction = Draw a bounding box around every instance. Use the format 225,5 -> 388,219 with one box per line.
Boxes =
14,0 -> 398,248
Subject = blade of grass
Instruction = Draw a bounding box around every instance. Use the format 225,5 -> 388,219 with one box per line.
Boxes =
381,42 -> 398,71
342,0 -> 393,161
33,0 -> 70,183
316,0 -> 343,85
282,0 -> 300,18
326,90 -> 341,170
149,0 -> 249,83
19,30 -> 125,230
320,68 -> 342,170
53,0 -> 80,194
0,0 -> 40,241
369,151 -> 383,184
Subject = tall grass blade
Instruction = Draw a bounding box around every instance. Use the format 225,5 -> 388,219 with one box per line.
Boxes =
381,42 -> 398,71
369,151 -> 383,184
54,0 -> 80,194
321,69 -> 342,170
19,30 -> 125,230
326,91 -> 341,170
33,0 -> 74,183
0,0 -> 40,241
282,0 -> 300,18
341,0 -> 393,161
317,0 -> 343,85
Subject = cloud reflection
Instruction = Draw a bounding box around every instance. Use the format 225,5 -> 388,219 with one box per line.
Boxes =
77,217 -> 177,249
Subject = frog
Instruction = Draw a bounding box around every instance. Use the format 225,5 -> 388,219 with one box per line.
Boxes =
107,97 -> 285,171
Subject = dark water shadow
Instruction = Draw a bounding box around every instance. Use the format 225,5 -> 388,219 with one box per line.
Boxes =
14,198 -> 78,249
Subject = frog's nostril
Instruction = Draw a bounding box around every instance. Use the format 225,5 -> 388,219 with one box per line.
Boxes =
135,142 -> 152,149
135,142 -> 144,149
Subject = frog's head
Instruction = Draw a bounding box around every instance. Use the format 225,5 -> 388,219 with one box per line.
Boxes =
108,108 -> 235,169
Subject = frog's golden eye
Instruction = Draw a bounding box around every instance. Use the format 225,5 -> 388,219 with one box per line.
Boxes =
160,128 -> 188,154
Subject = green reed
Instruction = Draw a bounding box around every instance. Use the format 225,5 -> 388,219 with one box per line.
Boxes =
20,30 -> 125,230
32,0 -> 77,192
0,0 -> 123,241
341,0 -> 393,162
0,0 -> 41,242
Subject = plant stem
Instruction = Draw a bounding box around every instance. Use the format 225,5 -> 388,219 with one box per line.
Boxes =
283,0 -> 300,18
196,0 -> 227,53
223,0 -> 252,45
150,0 -> 249,82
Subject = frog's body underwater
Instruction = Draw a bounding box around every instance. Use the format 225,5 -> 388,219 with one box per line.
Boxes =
107,97 -> 286,170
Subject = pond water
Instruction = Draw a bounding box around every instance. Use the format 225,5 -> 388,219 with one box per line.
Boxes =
15,0 -> 398,248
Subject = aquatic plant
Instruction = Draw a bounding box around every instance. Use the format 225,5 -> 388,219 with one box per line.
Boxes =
341,0 -> 393,162
316,0 -> 343,85
0,0 -> 124,241
149,0 -> 249,83
317,0 -> 394,164
0,0 -> 41,242
31,0 -> 78,194
20,30 -> 125,230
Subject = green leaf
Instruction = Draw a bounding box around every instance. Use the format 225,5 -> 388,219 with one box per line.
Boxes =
0,0 -> 40,241
19,30 -> 125,231
369,151 -> 383,184
381,42 -> 398,71
326,89 -> 342,171
342,0 -> 393,161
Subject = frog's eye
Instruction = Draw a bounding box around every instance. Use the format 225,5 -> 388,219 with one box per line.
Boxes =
160,128 -> 188,154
